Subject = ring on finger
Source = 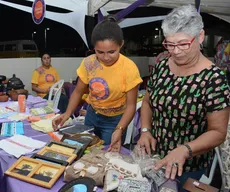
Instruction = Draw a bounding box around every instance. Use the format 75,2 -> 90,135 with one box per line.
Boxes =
172,162 -> 179,168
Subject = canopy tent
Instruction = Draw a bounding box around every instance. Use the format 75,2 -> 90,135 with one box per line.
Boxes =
102,0 -> 230,23
0,0 -> 229,48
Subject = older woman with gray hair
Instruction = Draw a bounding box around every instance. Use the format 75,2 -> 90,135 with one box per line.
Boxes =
137,4 -> 230,188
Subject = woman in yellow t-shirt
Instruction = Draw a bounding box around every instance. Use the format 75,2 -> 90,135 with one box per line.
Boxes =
31,53 -> 69,113
52,17 -> 142,152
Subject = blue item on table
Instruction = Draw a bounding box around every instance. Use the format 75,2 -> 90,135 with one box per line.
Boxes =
0,122 -> 24,136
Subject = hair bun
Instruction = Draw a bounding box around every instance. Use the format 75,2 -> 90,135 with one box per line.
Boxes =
105,15 -> 117,22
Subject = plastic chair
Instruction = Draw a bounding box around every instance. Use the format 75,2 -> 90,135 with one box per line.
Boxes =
199,147 -> 225,190
48,80 -> 64,109
124,100 -> 143,145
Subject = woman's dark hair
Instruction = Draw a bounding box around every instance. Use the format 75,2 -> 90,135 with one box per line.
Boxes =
91,15 -> 123,46
40,52 -> 51,60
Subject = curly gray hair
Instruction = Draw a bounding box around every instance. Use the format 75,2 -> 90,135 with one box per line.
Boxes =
161,4 -> 204,37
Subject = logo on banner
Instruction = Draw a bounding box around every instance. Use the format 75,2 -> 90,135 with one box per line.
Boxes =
32,0 -> 46,24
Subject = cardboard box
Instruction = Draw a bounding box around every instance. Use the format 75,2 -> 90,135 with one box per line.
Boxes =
183,178 -> 219,192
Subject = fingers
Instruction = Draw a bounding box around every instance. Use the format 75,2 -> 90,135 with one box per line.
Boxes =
108,144 -> 120,152
52,118 -> 59,130
170,164 -> 177,180
145,141 -> 151,156
151,138 -> 156,151
165,162 -> 173,179
137,138 -> 151,156
60,117 -> 66,126
108,136 -> 121,153
155,159 -> 183,179
177,162 -> 183,176
107,145 -> 112,152
52,115 -> 66,130
154,159 -> 165,171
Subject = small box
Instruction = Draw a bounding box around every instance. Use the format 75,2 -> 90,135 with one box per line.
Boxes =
183,178 -> 219,192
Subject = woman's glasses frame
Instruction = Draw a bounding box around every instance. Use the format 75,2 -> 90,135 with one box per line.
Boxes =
162,37 -> 196,50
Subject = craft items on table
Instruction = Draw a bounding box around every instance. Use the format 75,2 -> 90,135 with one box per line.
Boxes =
105,158 -> 143,179
7,113 -> 29,121
159,187 -> 176,192
183,178 -> 219,192
103,169 -> 121,191
5,156 -> 65,189
5,102 -> 19,112
58,177 -> 96,192
0,135 -> 46,158
59,124 -> 94,135
61,134 -> 102,149
145,168 -> 169,189
61,134 -> 104,159
27,113 -> 56,122
31,154 -> 69,166
103,151 -> 147,192
30,114 -> 73,133
0,121 -> 24,136
64,148 -> 108,186
0,112 -> 17,120
131,145 -> 168,188
48,132 -> 62,142
45,140 -> 80,155
26,96 -> 48,108
117,179 -> 152,192
18,94 -> 26,113
0,103 -> 28,122
30,106 -> 55,116
37,146 -> 77,164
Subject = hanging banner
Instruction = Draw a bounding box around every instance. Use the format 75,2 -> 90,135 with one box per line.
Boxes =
32,0 -> 46,24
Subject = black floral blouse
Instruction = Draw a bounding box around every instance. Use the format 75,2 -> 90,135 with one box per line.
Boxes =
147,59 -> 230,172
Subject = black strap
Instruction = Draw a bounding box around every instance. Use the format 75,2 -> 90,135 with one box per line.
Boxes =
195,0 -> 201,12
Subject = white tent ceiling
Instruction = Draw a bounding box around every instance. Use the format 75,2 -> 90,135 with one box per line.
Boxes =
101,0 -> 230,23
0,0 -> 229,47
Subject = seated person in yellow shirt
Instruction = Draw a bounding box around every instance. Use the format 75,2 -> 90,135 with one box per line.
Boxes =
31,52 -> 69,113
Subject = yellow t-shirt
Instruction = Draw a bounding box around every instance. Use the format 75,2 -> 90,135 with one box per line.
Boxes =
31,66 -> 60,98
77,54 -> 143,116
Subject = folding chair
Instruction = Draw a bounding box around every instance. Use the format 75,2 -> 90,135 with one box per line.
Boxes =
48,79 -> 64,109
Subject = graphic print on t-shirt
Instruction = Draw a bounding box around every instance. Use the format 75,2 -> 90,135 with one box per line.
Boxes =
89,78 -> 109,100
45,74 -> 55,83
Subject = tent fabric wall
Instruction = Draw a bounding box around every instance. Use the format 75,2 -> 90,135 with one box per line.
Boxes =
102,0 -> 230,23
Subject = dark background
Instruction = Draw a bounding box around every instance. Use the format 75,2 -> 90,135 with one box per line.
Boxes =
0,0 -> 230,57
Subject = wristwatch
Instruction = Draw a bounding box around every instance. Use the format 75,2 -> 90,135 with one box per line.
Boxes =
141,128 -> 151,133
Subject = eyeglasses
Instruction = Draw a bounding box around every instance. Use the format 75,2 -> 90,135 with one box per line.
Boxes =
162,37 -> 196,50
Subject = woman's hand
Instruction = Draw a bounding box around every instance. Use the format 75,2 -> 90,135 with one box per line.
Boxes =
108,130 -> 122,152
137,132 -> 156,156
52,113 -> 70,130
154,145 -> 189,180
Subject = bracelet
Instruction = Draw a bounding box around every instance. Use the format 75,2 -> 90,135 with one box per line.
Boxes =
114,125 -> 124,134
183,144 -> 193,159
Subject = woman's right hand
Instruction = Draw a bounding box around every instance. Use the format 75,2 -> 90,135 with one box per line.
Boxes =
52,113 -> 70,130
137,132 -> 156,156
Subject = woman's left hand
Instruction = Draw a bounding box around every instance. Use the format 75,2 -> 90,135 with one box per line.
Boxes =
154,145 -> 189,180
108,130 -> 122,152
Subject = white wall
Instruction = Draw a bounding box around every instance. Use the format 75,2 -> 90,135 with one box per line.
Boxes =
0,57 -> 150,94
